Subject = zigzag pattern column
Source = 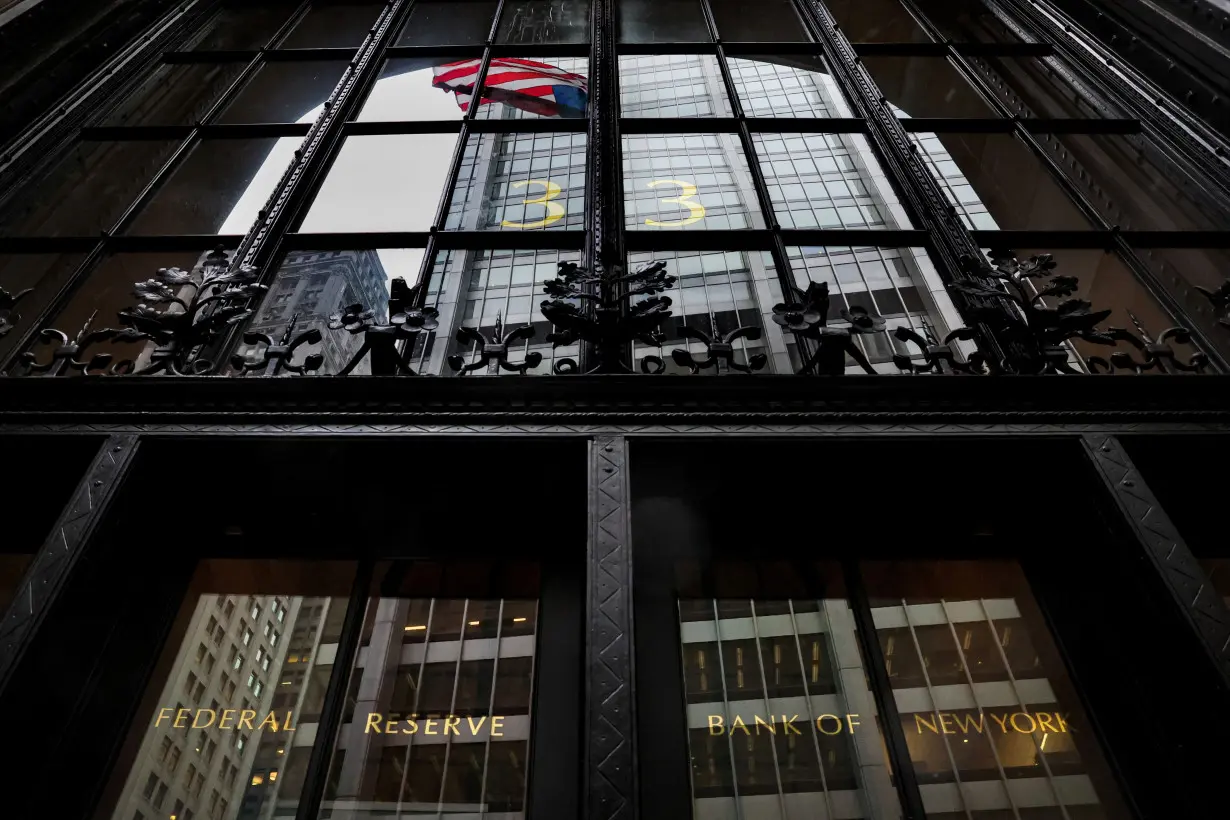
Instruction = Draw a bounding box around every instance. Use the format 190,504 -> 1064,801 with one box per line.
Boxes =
1082,434 -> 1230,690
0,434 -> 139,692
587,435 -> 637,820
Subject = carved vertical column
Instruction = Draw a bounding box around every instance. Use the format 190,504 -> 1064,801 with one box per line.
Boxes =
1082,434 -> 1230,690
587,435 -> 637,820
0,433 -> 140,693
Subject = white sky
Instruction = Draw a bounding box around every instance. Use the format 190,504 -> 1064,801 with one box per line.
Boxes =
219,67 -> 464,287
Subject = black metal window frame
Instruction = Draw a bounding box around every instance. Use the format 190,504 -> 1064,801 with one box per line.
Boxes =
2,0 -> 1230,375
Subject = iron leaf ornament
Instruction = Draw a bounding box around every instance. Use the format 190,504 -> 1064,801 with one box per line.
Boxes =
1195,280 -> 1230,331
770,281 -> 882,375
0,285 -> 34,338
1086,311 -> 1209,374
669,315 -> 768,375
231,314 -> 324,376
327,278 -> 439,376
447,314 -> 542,375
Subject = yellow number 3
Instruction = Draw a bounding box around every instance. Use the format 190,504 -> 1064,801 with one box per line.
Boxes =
501,179 -> 565,229
645,179 -> 706,227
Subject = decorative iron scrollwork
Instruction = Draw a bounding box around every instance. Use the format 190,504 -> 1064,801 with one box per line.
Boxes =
669,316 -> 768,375
1196,280 -> 1230,331
447,314 -> 542,375
893,326 -> 986,375
0,285 -> 33,338
231,314 -> 324,376
1086,312 -> 1209,374
770,281 -> 882,375
540,259 -> 675,374
18,311 -> 146,376
327,278 -> 439,376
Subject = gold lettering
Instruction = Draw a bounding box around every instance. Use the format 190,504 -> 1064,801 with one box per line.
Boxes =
989,713 -> 1010,733
283,710 -> 295,732
954,713 -> 985,734
387,720 -> 400,733
1056,713 -> 1070,733
645,180 -> 706,227
467,716 -> 488,735
491,716 -> 505,737
1010,712 -> 1037,734
257,712 -> 280,732
914,714 -> 939,734
501,180 -> 565,229
238,710 -> 256,730
1035,712 -> 1060,734
191,709 -> 217,729
173,708 -> 192,729
444,717 -> 461,735
846,714 -> 861,734
403,720 -> 418,735
364,713 -> 383,734
817,715 -> 842,735
218,709 -> 236,730
708,715 -> 724,736
783,716 -> 802,735
155,708 -> 174,728
754,716 -> 775,735
424,719 -> 438,735
730,716 -> 750,735
939,713 -> 957,735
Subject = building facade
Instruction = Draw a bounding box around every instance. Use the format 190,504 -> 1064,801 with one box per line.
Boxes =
2,1 -> 1230,820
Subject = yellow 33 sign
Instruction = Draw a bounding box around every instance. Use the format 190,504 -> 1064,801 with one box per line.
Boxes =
500,178 -> 708,228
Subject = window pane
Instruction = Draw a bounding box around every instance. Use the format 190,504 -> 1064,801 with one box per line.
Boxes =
623,134 -> 766,230
754,132 -> 915,229
618,0 -> 710,43
124,138 -> 301,235
707,0 -> 810,42
864,560 -> 1133,818
299,133 -> 460,233
276,1 -> 385,49
821,0 -> 932,43
99,61 -> 250,127
188,1 -> 299,51
913,132 -> 1093,230
95,560 -> 356,820
0,140 -> 180,237
912,0 -> 1036,44
425,248 -> 582,376
394,0 -> 499,46
865,56 -> 998,119
473,57 -> 589,120
497,0 -> 591,45
729,55 -> 854,118
447,132 -> 587,231
619,54 -> 731,118
315,564 -> 540,817
213,60 -> 348,124
353,58 -> 472,121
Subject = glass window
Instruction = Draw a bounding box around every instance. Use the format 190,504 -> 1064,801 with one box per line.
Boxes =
473,57 -> 589,120
313,563 -> 540,817
618,0 -> 710,43
729,55 -> 853,118
0,140 -> 181,237
910,0 -> 1033,44
123,138 -> 301,236
276,1 -> 385,50
864,56 -> 998,119
95,560 -> 356,820
213,60 -> 349,124
619,54 -> 731,118
966,55 -> 1129,120
707,0 -> 811,42
353,58 -> 473,121
864,560 -> 1133,818
98,62 -> 250,127
822,0 -> 932,43
447,132 -> 588,231
188,1 -> 299,51
913,132 -> 1093,230
497,0 -> 591,45
394,0 -> 499,46
299,133 -> 460,233
623,133 -> 765,230
753,133 -> 915,229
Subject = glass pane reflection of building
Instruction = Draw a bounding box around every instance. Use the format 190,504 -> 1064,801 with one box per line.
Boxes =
678,561 -> 1131,819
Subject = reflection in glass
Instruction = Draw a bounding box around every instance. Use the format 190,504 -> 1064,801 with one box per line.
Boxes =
0,140 -> 180,237
618,0 -> 710,43
619,55 -> 731,118
96,560 -> 355,820
623,134 -> 765,230
213,61 -> 348,124
497,0 -> 591,45
300,133 -> 460,233
865,56 -> 997,119
865,560 -> 1133,818
471,57 -> 589,119
394,0 -> 499,46
447,133 -> 587,230
911,0 -> 1032,44
189,1 -> 299,51
276,1 -> 385,49
729,55 -> 853,118
99,62 -> 250,127
318,588 -> 539,816
353,58 -> 471,121
822,0 -> 932,43
707,0 -> 811,42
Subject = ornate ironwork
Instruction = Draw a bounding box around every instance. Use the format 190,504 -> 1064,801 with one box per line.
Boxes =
770,281 -> 882,375
1196,281 -> 1230,331
893,326 -> 986,375
0,285 -> 33,339
16,311 -> 143,376
447,314 -> 541,375
540,260 -> 676,375
327,278 -> 439,377
668,315 -> 768,375
230,314 -> 324,377
1086,312 -> 1210,374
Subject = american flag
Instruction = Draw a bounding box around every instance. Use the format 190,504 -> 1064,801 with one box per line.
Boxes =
433,57 -> 589,118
